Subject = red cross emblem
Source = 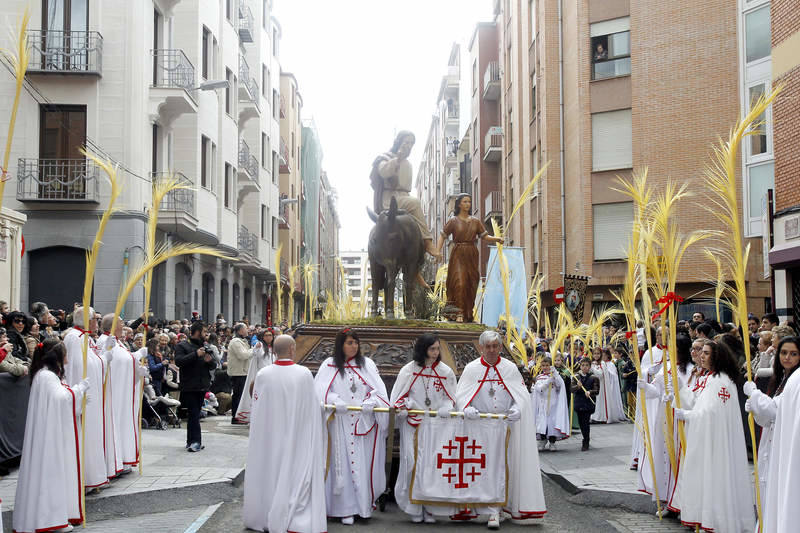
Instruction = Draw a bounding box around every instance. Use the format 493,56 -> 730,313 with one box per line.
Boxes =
436,436 -> 486,489
718,387 -> 731,404
253,392 -> 259,401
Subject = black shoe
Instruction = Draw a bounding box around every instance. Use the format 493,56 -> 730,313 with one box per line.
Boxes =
581,441 -> 589,451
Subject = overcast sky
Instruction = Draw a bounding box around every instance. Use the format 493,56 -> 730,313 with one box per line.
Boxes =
273,0 -> 493,252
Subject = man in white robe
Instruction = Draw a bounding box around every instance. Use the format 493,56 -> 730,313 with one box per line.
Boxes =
630,327 -> 664,469
243,335 -> 326,533
762,367 -> 800,533
63,306 -> 109,491
455,330 -> 546,529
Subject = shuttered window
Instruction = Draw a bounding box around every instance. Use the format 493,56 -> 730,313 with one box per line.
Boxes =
592,109 -> 632,171
593,202 -> 633,260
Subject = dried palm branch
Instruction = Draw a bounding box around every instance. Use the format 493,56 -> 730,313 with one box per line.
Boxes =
503,162 -> 549,237
288,265 -> 299,328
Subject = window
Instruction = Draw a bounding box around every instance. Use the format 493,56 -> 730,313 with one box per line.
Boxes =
224,162 -> 232,208
747,162 -> 773,234
226,0 -> 233,22
593,202 -> 634,260
745,6 -> 770,63
263,0 -> 268,29
592,109 -> 632,171
531,223 -> 539,264
591,17 -> 631,80
507,106 -> 513,147
272,28 -> 279,56
262,64 -> 268,98
272,150 -> 279,183
529,0 -> 536,43
351,290 -> 361,298
233,75 -> 238,116
211,142 -> 217,191
201,135 -> 209,188
261,132 -> 268,168
38,104 -> 87,199
472,60 -> 477,94
261,204 -> 267,239
202,27 -> 210,79
749,83 -> 770,156
212,37 -> 218,78
530,75 -> 536,117
271,216 -> 278,245
225,68 -> 233,114
291,131 -> 295,157
273,90 -> 279,120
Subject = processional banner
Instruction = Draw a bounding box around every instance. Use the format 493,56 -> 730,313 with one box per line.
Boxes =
410,416 -> 509,506
481,246 -> 528,334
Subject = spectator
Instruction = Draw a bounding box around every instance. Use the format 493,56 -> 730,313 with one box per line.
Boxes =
24,316 -> 41,356
158,333 -> 173,360
227,323 -> 253,425
146,338 -> 166,396
164,357 -> 180,404
594,42 -> 607,61
696,322 -> 715,340
132,332 -> 144,351
210,363 -> 233,416
692,311 -> 706,323
747,313 -> 760,338
4,311 -> 31,362
0,327 -> 29,377
175,321 -> 216,452
760,312 -> 779,333
0,300 -> 8,321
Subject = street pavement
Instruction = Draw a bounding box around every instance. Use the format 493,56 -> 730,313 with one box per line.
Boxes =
1,416 -> 697,532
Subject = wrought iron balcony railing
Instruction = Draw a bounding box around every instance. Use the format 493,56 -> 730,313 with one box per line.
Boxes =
238,0 -> 255,42
152,49 -> 195,92
238,225 -> 258,257
151,172 -> 196,217
26,30 -> 103,75
17,158 -> 99,202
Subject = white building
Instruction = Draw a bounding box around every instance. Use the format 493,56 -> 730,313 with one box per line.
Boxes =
0,0 -> 284,323
340,250 -> 374,316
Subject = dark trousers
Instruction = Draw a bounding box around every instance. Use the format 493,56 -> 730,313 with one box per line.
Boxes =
577,411 -> 592,444
230,375 -> 247,421
182,390 -> 205,446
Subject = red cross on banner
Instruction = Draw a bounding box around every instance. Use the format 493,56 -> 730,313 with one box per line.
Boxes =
718,387 -> 731,403
436,436 -> 487,489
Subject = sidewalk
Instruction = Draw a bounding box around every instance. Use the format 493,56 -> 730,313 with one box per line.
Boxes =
1,416 -> 248,529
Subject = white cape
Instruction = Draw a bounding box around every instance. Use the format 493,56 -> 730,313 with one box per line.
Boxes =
243,360 -> 327,533
389,360 -> 457,517
13,370 -> 84,532
314,356 -> 389,518
630,346 -> 664,468
671,372 -> 754,532
235,344 -> 274,423
530,372 -> 569,439
591,361 -> 627,423
456,357 -> 546,520
98,334 -> 124,479
763,369 -> 800,533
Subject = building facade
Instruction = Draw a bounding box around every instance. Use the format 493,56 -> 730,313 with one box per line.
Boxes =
495,0 -> 770,322
340,249 -> 377,316
318,170 -> 340,304
768,0 -> 800,323
0,0 -> 285,324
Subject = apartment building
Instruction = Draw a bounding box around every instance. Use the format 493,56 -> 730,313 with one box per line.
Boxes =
496,0 -> 771,322
278,71 -> 303,321
1,0 -> 283,323
318,170 -> 341,304
768,0 -> 800,323
300,120 -> 323,300
340,250 -> 379,317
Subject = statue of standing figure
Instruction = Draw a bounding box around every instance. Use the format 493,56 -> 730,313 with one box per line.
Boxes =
436,194 -> 503,322
370,131 -> 441,289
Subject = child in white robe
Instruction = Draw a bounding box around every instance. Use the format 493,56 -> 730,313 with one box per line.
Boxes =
591,347 -> 627,424
530,356 -> 569,451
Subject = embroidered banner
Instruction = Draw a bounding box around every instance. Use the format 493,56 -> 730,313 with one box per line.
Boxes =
481,246 -> 528,334
410,416 -> 508,506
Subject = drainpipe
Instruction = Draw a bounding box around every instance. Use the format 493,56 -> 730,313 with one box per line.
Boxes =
557,0 -> 567,278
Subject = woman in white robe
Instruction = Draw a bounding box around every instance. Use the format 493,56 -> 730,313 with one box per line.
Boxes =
630,327 -> 664,469
389,333 -> 457,523
13,338 -> 89,533
744,335 -> 800,531
314,328 -> 389,525
235,328 -> 275,424
591,348 -> 627,424
530,356 -> 570,450
671,339 -> 755,533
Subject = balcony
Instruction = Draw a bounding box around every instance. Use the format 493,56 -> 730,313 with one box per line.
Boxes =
483,127 -> 503,162
279,94 -> 287,118
26,30 -> 103,76
484,190 -> 502,220
17,158 -> 99,203
445,102 -> 459,128
483,61 -> 500,100
445,65 -> 459,92
151,172 -> 200,237
149,49 -> 197,121
279,138 -> 289,173
238,225 -> 258,260
237,140 -> 260,194
238,0 -> 255,43
279,193 -> 290,229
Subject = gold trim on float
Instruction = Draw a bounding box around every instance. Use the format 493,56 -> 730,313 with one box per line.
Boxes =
408,422 -> 510,507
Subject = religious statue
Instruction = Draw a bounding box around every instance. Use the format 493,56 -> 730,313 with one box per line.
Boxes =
436,194 -> 502,322
370,131 -> 441,263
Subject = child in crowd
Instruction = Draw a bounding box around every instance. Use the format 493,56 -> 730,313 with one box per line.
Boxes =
530,356 -> 570,450
571,357 -> 599,451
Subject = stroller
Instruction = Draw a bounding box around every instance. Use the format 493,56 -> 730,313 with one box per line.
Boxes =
141,376 -> 181,430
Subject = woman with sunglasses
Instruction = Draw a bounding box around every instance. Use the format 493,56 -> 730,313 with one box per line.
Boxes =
4,310 -> 31,362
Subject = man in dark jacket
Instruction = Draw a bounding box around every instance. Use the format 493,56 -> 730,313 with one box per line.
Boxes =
175,321 -> 215,452
571,356 -> 600,451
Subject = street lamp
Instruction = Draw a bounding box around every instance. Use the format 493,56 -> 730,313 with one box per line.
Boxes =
192,80 -> 230,91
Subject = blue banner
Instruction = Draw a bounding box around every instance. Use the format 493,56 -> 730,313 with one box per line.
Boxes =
481,246 -> 528,335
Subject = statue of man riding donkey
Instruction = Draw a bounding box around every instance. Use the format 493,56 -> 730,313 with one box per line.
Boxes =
368,131 -> 502,321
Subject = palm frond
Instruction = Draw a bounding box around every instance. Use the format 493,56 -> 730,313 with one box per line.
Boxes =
503,162 -> 549,237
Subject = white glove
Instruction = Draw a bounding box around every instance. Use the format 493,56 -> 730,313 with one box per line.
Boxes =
104,347 -> 114,364
437,406 -> 451,418
674,408 -> 687,421
637,378 -> 649,390
743,380 -> 757,397
647,362 -> 662,376
396,406 -> 409,419
662,392 -> 674,405
136,365 -> 149,378
74,377 -> 90,395
104,336 -> 116,351
507,405 -> 521,422
745,398 -> 753,413
405,397 -> 417,411
464,406 -> 479,420
334,398 -> 348,415
361,399 -> 376,415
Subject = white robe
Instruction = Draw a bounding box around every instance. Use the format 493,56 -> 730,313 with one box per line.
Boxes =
389,360 -> 457,517
314,357 -> 389,518
530,371 -> 569,440
63,328 -> 109,489
13,370 -> 84,532
106,344 -> 145,467
763,369 -> 800,533
630,346 -> 664,468
243,360 -> 327,533
637,363 -> 692,503
671,372 -> 755,533
235,344 -> 274,424
747,386 -> 777,517
455,357 -> 546,520
590,361 -> 627,423
98,334 -> 124,479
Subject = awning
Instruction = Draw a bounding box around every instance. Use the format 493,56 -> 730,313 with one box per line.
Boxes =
769,241 -> 800,269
